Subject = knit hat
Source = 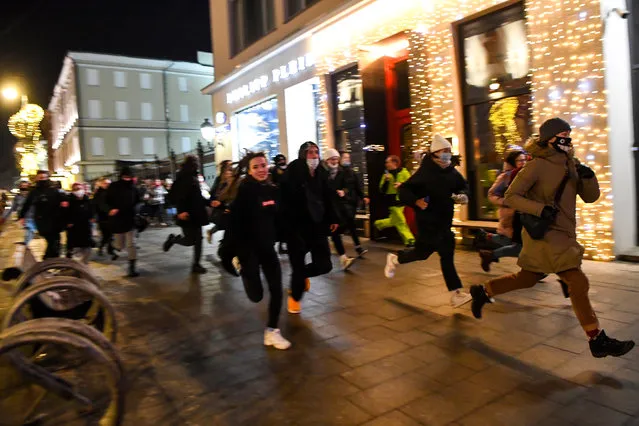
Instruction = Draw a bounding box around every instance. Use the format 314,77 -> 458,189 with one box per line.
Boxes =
324,148 -> 340,159
429,134 -> 452,153
120,165 -> 134,177
539,117 -> 571,143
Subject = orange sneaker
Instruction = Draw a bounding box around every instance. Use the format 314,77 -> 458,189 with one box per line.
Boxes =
287,296 -> 301,314
304,278 -> 311,292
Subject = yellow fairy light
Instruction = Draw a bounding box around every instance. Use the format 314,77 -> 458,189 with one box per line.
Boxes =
310,0 -> 614,260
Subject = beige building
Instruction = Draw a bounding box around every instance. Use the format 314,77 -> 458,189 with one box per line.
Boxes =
204,0 -> 637,260
49,51 -> 214,182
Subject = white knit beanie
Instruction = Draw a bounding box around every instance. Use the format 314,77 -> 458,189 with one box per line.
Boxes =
324,148 -> 340,159
430,135 -> 452,153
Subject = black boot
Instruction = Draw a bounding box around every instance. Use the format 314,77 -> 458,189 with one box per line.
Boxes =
589,330 -> 635,358
163,234 -> 176,252
479,250 -> 497,272
127,260 -> 140,278
191,264 -> 207,274
470,285 -> 492,319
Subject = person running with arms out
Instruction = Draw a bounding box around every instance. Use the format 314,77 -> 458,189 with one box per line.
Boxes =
384,135 -> 472,307
470,118 -> 635,358
229,151 -> 291,349
374,155 -> 415,247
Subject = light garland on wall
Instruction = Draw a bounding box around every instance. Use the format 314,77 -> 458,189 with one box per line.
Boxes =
311,0 -> 613,260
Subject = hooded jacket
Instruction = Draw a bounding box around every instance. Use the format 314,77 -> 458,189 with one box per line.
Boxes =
172,168 -> 210,227
106,179 -> 141,233
398,155 -> 468,232
280,142 -> 338,233
504,136 -> 599,273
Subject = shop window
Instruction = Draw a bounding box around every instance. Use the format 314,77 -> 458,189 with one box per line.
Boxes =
286,0 -> 318,20
234,97 -> 280,161
394,59 -> 411,111
284,77 -> 321,159
229,0 -> 275,56
457,2 -> 531,221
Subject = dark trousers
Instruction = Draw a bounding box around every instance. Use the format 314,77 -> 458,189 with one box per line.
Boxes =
397,229 -> 462,291
331,215 -> 361,256
287,229 -> 332,301
239,247 -> 283,329
42,232 -> 61,259
98,221 -> 114,254
173,225 -> 202,266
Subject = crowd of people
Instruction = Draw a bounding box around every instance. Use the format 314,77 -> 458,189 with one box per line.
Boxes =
0,118 -> 634,357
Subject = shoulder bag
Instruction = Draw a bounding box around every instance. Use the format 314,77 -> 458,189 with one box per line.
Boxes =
519,173 -> 569,240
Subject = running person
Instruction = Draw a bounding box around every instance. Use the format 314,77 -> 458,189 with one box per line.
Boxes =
229,152 -> 291,350
384,135 -> 472,307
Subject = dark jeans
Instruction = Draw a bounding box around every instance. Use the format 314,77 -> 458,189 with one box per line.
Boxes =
98,221 -> 114,254
42,232 -> 61,259
331,215 -> 361,256
239,247 -> 283,329
150,204 -> 165,223
287,229 -> 332,301
397,229 -> 462,291
173,225 -> 202,266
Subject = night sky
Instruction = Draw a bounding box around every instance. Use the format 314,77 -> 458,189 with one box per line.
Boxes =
0,0 -> 212,187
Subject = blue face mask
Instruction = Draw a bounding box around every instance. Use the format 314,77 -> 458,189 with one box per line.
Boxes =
437,153 -> 452,163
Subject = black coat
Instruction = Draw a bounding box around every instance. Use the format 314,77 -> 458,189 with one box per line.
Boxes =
105,179 -> 140,234
280,159 -> 338,235
19,181 -> 65,234
65,195 -> 94,248
327,166 -> 364,221
229,176 -> 280,252
399,157 -> 468,233
92,187 -> 110,223
172,169 -> 209,227
269,166 -> 287,186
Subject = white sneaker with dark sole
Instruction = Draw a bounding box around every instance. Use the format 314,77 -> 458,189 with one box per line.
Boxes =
450,290 -> 472,308
264,328 -> 291,350
340,255 -> 355,271
385,253 -> 398,278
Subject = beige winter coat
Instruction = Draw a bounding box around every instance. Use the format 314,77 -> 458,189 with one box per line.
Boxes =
504,138 -> 600,273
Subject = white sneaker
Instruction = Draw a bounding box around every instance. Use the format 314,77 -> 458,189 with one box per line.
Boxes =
232,256 -> 241,274
450,290 -> 472,308
340,255 -> 355,271
206,229 -> 214,244
384,253 -> 399,278
264,328 -> 291,350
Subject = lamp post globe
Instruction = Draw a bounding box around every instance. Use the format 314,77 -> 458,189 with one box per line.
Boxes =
200,118 -> 215,142
2,86 -> 19,101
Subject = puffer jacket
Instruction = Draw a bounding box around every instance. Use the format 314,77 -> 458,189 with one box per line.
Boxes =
488,165 -> 516,239
504,137 -> 600,273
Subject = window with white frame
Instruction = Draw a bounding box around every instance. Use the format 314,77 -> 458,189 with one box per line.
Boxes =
88,100 -> 102,119
230,0 -> 276,56
181,136 -> 191,152
118,137 -> 131,155
178,77 -> 188,92
139,73 -> 152,89
143,137 -> 155,155
141,102 -> 153,120
86,68 -> 100,86
91,137 -> 105,156
115,101 -> 129,120
114,71 -> 127,88
180,104 -> 189,122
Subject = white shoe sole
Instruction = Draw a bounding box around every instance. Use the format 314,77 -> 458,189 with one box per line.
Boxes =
451,294 -> 473,308
264,340 -> 291,350
342,258 -> 355,271
384,254 -> 396,278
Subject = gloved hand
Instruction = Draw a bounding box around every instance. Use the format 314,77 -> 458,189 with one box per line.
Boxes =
540,205 -> 558,221
451,193 -> 469,205
576,163 -> 595,179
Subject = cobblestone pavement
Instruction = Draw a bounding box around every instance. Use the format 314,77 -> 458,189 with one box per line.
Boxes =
1,222 -> 639,425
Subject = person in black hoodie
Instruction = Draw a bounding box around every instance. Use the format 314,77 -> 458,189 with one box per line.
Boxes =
230,151 -> 291,350
19,170 -> 67,259
385,135 -> 473,308
65,182 -> 94,264
106,166 -> 141,277
280,141 -> 339,314
163,155 -> 210,274
93,178 -> 115,257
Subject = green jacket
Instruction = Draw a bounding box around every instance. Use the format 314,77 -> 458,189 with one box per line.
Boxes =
379,168 -> 411,201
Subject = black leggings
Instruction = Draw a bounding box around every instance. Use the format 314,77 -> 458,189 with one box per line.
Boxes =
42,232 -> 61,259
98,222 -> 114,254
173,225 -> 202,265
239,247 -> 282,329
287,230 -> 332,301
397,229 -> 462,291
331,215 -> 361,256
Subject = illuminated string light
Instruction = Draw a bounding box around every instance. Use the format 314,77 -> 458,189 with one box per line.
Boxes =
310,0 -> 613,260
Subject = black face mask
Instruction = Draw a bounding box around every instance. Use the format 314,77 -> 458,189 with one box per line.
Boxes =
552,137 -> 572,154
36,180 -> 49,188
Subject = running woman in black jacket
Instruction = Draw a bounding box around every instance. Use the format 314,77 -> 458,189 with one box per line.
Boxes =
229,152 -> 291,350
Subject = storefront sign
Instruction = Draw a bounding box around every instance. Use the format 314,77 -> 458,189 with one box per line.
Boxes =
226,53 -> 315,104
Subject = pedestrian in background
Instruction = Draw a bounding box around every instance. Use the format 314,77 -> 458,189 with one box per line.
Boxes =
106,166 -> 141,277
206,160 -> 233,244
65,182 -> 94,264
93,178 -> 116,258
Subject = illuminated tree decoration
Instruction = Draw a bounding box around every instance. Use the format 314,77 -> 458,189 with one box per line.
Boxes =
8,101 -> 45,177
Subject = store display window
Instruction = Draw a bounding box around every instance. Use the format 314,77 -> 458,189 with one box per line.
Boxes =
234,98 -> 280,161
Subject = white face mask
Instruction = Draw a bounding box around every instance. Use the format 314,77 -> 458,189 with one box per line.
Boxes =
73,190 -> 85,198
307,158 -> 319,170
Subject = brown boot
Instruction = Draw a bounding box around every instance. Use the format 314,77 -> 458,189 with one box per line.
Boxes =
479,250 -> 496,272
